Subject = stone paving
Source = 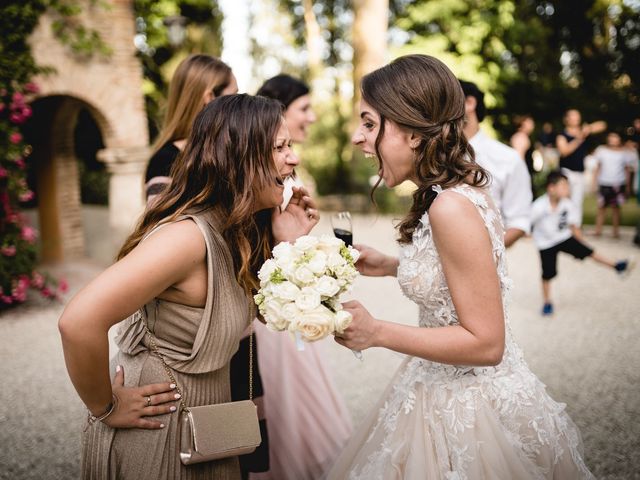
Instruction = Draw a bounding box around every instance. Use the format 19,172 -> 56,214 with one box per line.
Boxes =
1,209 -> 638,479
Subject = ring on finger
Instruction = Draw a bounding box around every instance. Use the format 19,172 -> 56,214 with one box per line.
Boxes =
146,395 -> 152,407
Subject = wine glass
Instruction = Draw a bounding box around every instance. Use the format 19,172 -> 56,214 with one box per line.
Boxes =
330,211 -> 353,246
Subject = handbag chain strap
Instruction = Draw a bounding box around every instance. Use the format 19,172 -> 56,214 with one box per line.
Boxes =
143,302 -> 254,414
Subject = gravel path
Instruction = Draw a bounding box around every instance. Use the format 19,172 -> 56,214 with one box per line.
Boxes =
1,210 -> 638,479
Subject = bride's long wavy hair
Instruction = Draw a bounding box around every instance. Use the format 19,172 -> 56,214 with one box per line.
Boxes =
119,94 -> 283,293
361,54 -> 489,244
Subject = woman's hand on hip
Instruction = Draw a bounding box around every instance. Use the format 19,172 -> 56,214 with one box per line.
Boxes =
103,365 -> 180,429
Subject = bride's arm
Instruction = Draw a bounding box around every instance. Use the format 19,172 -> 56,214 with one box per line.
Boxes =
337,192 -> 505,366
354,244 -> 399,277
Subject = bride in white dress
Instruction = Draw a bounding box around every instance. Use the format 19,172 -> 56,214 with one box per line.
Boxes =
328,54 -> 594,480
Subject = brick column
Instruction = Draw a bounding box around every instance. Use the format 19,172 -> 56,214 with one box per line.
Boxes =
98,146 -> 149,232
43,98 -> 85,261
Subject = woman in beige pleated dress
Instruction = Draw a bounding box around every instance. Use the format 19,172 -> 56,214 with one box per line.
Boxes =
58,94 -> 319,479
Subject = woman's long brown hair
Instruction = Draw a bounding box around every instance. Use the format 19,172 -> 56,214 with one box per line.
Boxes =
119,94 -> 283,293
361,54 -> 489,244
151,54 -> 233,155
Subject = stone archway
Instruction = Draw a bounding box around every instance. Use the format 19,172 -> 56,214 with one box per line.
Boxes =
26,0 -> 150,261
25,95 -> 112,262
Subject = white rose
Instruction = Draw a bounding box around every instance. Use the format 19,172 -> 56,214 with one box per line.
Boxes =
315,275 -> 340,297
292,305 -> 334,342
272,241 -> 294,261
334,309 -> 352,334
318,235 -> 344,250
270,281 -> 301,302
293,265 -> 316,285
278,256 -> 297,278
327,251 -> 346,269
281,303 -> 302,323
263,298 -> 289,331
306,250 -> 328,275
294,235 -> 319,251
295,286 -> 321,311
258,259 -> 278,284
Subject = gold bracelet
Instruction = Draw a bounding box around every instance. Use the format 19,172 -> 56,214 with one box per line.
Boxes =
87,394 -> 117,425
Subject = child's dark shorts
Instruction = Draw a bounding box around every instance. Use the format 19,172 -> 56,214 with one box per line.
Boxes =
598,184 -> 626,207
539,236 -> 594,280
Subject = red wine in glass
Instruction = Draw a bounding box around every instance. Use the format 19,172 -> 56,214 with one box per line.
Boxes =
333,228 -> 353,246
331,212 -> 353,246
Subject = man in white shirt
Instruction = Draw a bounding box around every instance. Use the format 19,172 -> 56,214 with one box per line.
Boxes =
459,80 -> 532,247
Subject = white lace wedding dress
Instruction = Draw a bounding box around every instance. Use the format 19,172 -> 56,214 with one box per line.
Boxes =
328,184 -> 594,480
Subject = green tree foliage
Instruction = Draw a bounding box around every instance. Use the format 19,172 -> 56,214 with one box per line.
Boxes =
395,0 -> 640,139
270,0 -> 361,193
133,0 -> 224,138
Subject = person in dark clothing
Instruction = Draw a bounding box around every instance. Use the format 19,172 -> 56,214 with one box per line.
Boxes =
555,108 -> 606,227
145,54 -> 238,203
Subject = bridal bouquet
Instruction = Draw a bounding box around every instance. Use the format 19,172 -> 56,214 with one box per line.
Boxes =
254,235 -> 360,345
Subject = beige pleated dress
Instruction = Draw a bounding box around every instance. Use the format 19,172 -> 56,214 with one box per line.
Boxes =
82,211 -> 253,479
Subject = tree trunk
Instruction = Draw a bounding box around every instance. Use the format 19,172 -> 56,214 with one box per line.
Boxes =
302,0 -> 323,83
352,0 -> 388,115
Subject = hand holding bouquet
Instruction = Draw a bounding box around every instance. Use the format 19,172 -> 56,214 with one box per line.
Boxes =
254,235 -> 360,351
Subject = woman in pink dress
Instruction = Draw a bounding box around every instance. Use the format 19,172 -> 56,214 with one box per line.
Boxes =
252,75 -> 353,480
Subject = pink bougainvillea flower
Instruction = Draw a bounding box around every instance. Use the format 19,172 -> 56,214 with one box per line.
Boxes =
19,190 -> 34,202
24,83 -> 39,94
12,92 -> 24,104
0,167 -> 8,178
1,295 -> 13,305
13,291 -> 27,302
22,106 -> 32,119
15,158 -> 26,169
12,281 -> 28,302
10,112 -> 25,124
1,245 -> 17,256
58,279 -> 69,293
41,287 -> 53,298
0,103 -> 5,112
18,275 -> 31,290
21,226 -> 37,243
31,272 -> 45,289
10,132 -> 23,144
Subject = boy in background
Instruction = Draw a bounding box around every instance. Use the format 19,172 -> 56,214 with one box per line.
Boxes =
531,170 -> 632,316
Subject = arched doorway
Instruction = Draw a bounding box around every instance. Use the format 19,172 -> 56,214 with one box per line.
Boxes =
23,95 -> 111,262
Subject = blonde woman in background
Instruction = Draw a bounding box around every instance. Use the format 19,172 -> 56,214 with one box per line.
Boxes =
253,74 -> 353,480
145,54 -> 238,202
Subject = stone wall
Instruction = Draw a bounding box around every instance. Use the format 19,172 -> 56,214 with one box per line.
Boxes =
27,0 -> 149,260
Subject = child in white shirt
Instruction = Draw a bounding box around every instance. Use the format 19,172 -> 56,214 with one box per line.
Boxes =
531,170 -> 632,316
592,132 -> 633,237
